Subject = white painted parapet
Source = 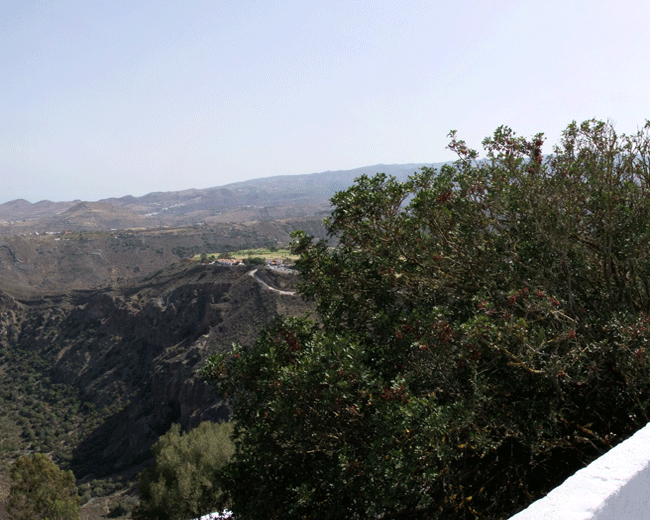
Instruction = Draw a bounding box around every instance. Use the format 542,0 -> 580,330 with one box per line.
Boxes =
510,422 -> 650,520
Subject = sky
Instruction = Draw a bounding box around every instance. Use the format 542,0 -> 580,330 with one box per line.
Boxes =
2,0 -> 650,203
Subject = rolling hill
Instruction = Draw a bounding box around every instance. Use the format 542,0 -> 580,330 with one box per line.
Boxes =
0,163 -> 437,234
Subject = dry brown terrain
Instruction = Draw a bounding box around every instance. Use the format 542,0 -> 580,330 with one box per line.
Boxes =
0,163 -> 433,235
0,217 -> 327,296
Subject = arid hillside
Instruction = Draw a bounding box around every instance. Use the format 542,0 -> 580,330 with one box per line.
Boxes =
0,260 -> 312,518
0,217 -> 327,295
0,163 -> 433,234
0,165 -> 363,518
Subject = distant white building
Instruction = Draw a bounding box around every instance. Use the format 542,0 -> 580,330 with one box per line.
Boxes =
216,258 -> 242,266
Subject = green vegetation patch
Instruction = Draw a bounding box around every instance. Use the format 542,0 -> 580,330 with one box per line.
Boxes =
132,421 -> 234,520
202,119 -> 650,520
193,247 -> 298,262
7,453 -> 80,520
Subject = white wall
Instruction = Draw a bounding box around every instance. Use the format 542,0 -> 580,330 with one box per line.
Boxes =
510,422 -> 650,520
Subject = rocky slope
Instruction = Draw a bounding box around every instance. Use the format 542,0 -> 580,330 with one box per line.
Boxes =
0,171 -> 344,517
0,217 -> 327,295
0,260 -> 311,484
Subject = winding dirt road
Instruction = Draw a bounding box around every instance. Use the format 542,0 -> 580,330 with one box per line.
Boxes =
248,269 -> 297,296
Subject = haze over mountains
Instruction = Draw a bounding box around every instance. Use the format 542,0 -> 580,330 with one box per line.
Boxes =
0,163 -> 436,234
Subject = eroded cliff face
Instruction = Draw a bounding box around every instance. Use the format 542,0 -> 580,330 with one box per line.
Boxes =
0,261 -> 310,479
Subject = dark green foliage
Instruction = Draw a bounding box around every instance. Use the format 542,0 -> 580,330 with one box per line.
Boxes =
108,496 -> 139,517
7,453 -> 80,520
172,245 -> 200,258
203,120 -> 650,519
243,256 -> 266,265
132,421 -> 235,520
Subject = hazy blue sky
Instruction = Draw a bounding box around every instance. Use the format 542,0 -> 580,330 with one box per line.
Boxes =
2,1 -> 650,203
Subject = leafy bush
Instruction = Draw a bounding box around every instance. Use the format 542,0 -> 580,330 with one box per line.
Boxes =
108,496 -> 139,517
132,421 -> 235,520
203,120 -> 650,519
7,453 -> 80,520
79,490 -> 92,505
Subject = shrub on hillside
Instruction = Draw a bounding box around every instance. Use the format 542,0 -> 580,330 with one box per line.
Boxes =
132,421 -> 234,520
7,453 -> 79,520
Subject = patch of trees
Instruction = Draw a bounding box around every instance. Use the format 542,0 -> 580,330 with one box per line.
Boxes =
202,120 -> 650,519
172,245 -> 201,259
132,421 -> 234,520
242,256 -> 266,266
7,453 -> 79,520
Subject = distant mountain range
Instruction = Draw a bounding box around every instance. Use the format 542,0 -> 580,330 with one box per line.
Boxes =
0,163 -> 440,234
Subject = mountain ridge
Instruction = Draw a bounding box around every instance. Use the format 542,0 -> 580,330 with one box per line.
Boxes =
0,163 -> 439,233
